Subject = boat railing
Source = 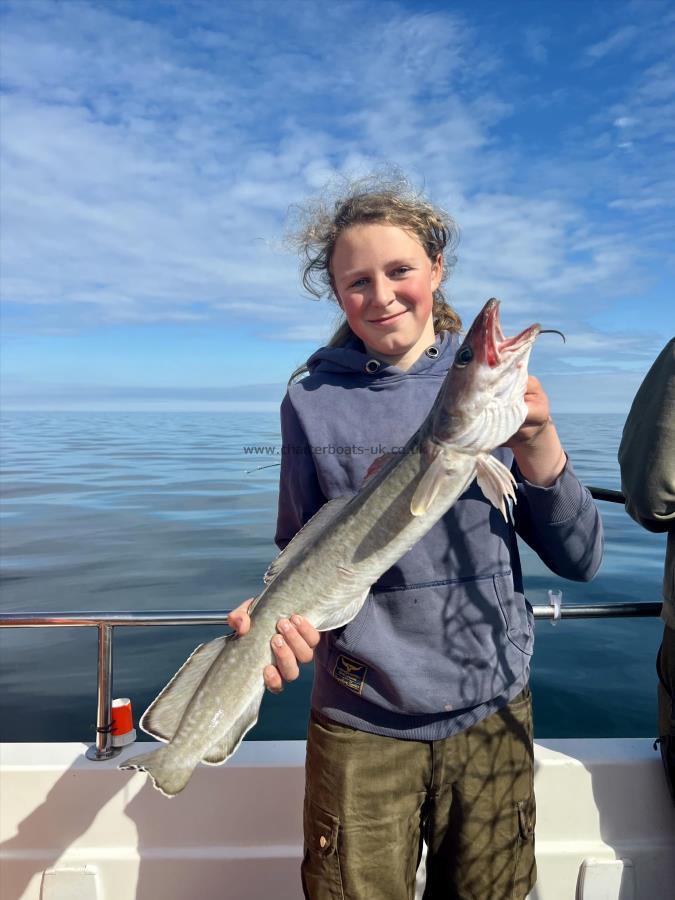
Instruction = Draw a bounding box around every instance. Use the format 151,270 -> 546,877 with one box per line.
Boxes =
0,486 -> 663,760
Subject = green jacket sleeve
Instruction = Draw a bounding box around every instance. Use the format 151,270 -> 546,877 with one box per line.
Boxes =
618,338 -> 675,534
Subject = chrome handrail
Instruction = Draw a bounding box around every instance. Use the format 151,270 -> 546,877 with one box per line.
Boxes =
0,484 -> 661,760
0,611 -> 233,627
0,600 -> 662,759
0,604 -> 661,630
0,611 -> 233,760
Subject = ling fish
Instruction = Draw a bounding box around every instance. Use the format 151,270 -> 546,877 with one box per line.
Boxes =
120,298 -> 541,796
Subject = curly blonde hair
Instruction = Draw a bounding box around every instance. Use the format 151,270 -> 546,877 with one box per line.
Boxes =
288,173 -> 461,379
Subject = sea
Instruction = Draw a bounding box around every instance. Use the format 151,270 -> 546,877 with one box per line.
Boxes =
0,411 -> 666,743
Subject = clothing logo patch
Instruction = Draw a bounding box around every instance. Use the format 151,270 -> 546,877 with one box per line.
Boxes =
332,654 -> 368,695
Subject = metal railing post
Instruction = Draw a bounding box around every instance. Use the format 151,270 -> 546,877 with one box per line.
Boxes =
86,623 -> 120,761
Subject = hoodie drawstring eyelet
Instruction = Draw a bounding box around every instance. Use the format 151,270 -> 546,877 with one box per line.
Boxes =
365,359 -> 381,374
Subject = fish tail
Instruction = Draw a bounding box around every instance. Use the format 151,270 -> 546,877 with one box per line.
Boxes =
120,745 -> 194,797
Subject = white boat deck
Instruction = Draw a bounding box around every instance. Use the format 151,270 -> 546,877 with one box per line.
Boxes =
1,739 -> 674,899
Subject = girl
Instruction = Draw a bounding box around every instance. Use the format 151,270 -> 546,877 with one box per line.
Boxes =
229,176 -> 603,900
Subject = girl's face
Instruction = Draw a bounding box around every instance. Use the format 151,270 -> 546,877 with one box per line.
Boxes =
331,223 -> 441,370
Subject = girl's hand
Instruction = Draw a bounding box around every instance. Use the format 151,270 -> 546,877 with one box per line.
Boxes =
503,375 -> 566,486
227,598 -> 320,693
504,375 -> 550,447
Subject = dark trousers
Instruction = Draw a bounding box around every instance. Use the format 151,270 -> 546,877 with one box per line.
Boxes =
301,688 -> 536,900
657,623 -> 675,802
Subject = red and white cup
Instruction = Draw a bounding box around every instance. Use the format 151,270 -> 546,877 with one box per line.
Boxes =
111,698 -> 136,747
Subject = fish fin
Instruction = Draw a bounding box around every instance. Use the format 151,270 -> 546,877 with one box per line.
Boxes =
410,450 -> 452,516
315,587 -> 370,632
475,454 -> 517,520
263,496 -> 352,585
119,745 -> 192,797
201,685 -> 265,765
140,635 -> 231,742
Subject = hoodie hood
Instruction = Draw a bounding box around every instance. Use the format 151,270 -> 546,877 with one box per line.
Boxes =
305,330 -> 460,380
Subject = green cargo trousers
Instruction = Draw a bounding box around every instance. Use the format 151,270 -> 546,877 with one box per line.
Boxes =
301,688 -> 536,900
657,623 -> 675,802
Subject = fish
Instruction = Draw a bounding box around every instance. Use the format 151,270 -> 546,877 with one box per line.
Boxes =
120,298 -> 540,796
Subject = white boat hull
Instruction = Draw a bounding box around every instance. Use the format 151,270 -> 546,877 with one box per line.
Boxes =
1,739 -> 673,899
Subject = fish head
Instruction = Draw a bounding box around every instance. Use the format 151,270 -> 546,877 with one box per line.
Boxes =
432,298 -> 540,452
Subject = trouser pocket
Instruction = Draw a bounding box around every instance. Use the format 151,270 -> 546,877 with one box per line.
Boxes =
302,796 -> 343,900
513,796 -> 536,898
302,712 -> 427,900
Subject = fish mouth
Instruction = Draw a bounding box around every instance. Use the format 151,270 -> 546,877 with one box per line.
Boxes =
482,299 -> 540,367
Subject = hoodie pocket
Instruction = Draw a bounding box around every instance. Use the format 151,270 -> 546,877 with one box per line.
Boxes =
494,571 -> 534,655
327,572 -> 533,715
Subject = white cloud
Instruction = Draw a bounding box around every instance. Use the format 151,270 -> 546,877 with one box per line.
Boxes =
585,25 -> 638,61
270,323 -> 335,343
523,27 -> 549,64
0,0 -> 672,393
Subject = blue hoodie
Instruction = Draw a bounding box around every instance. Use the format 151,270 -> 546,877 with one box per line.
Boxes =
275,331 -> 603,740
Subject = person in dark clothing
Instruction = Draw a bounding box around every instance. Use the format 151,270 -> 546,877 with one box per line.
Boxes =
619,338 -> 675,802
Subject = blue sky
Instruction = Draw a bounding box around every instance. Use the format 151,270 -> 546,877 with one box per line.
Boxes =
1,0 -> 673,412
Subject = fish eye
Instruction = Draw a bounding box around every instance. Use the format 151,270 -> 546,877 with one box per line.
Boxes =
454,346 -> 473,367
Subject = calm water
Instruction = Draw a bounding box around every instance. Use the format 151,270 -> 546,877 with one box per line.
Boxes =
0,411 -> 666,742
